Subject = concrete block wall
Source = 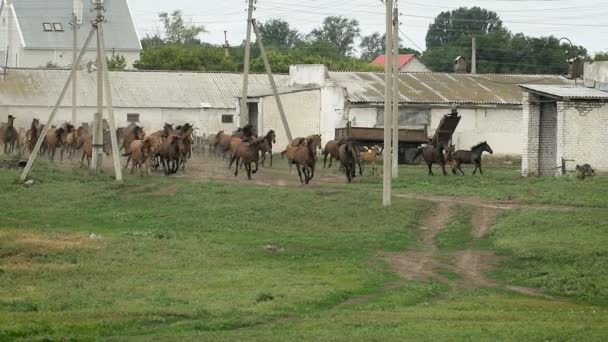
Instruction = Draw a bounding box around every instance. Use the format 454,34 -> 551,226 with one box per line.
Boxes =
538,102 -> 558,176
557,101 -> 608,172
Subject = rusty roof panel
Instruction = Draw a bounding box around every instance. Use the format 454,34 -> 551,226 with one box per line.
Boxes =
329,72 -> 570,105
520,84 -> 608,100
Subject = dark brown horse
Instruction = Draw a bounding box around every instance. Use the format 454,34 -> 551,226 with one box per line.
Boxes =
322,140 -> 340,168
121,124 -> 145,152
26,118 -> 41,153
3,115 -> 18,154
338,140 -> 359,182
450,141 -> 494,175
259,130 -> 276,167
413,142 -> 449,176
151,123 -> 173,140
158,134 -> 185,175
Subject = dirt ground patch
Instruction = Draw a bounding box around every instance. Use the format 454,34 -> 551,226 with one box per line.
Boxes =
471,207 -> 499,238
0,231 -> 93,250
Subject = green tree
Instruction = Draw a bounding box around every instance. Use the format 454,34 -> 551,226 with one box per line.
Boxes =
594,51 -> 608,61
360,32 -> 384,61
257,19 -> 301,49
159,10 -> 206,45
309,16 -> 360,56
134,45 -> 237,71
425,7 -> 503,48
107,54 -> 127,70
141,34 -> 164,49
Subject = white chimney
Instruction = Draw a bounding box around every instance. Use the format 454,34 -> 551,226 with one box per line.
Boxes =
289,64 -> 329,87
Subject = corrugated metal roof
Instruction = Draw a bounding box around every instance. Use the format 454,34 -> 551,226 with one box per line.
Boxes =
520,84 -> 608,100
0,69 -> 289,109
328,72 -> 571,105
13,0 -> 140,50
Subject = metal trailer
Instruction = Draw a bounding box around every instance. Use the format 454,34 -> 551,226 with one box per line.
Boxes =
334,122 -> 429,164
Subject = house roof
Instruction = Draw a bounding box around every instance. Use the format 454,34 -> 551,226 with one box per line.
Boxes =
371,54 -> 416,68
11,0 -> 141,51
0,69 -> 290,109
328,72 -> 571,105
519,84 -> 608,100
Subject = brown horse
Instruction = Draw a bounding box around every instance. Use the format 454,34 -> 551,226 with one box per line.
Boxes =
3,115 -> 18,154
151,123 -> 173,140
322,140 -> 341,168
359,145 -> 382,176
413,142 -> 449,176
291,138 -> 317,184
26,118 -> 41,154
120,124 -> 145,152
233,138 -> 265,180
450,141 -> 494,175
123,139 -> 154,176
158,134 -> 185,175
338,140 -> 359,182
78,134 -> 93,168
259,130 -> 276,167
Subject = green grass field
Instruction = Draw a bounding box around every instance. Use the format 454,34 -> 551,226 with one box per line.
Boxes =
1,162 -> 607,341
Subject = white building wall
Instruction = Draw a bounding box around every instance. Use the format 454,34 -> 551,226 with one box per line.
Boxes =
429,106 -> 523,155
19,49 -> 140,69
400,58 -> 430,73
259,90 -> 321,150
349,107 -> 378,128
0,3 -> 23,68
557,101 -> 608,172
320,85 -> 347,142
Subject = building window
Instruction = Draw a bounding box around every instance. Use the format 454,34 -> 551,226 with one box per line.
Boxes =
53,23 -> 63,31
221,114 -> 234,123
127,113 -> 140,123
43,23 -> 53,32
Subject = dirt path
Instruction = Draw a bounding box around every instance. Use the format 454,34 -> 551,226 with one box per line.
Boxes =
471,207 -> 499,238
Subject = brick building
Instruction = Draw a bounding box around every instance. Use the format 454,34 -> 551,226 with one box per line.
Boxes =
520,64 -> 608,176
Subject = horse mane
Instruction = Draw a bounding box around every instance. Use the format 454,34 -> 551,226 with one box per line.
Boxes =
55,127 -> 65,139
264,130 -> 275,144
470,141 -> 486,151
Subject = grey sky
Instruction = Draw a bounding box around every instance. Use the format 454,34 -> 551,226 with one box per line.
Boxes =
127,0 -> 608,55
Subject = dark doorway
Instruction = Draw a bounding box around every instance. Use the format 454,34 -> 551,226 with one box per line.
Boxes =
248,103 -> 259,135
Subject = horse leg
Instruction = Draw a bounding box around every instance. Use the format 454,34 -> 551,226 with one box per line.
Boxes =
309,163 -> 315,181
80,152 -> 85,168
234,158 -> 240,177
246,162 -> 252,180
427,162 -> 433,176
323,153 -> 328,168
440,162 -> 448,176
473,164 -> 478,175
130,163 -> 135,175
270,153 -> 273,167
296,164 -> 304,184
125,155 -> 131,169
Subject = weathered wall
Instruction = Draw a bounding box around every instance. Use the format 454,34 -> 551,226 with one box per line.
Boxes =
429,106 -> 523,155
259,89 -> 321,150
521,92 -> 541,176
557,101 -> 608,172
538,102 -> 558,175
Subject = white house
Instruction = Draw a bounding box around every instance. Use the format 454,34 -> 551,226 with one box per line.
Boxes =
0,0 -> 141,69
248,64 -> 570,156
371,54 -> 431,73
0,68 -> 289,136
520,61 -> 608,176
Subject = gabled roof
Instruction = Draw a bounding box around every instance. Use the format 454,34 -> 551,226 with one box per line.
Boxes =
11,0 -> 141,51
371,54 -> 416,68
520,84 -> 608,100
329,72 -> 571,105
0,69 -> 289,109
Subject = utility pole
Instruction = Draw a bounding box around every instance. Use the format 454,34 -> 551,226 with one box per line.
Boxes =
471,36 -> 477,74
240,0 -> 255,126
252,19 -> 292,142
5,0 -> 12,68
223,30 -> 230,57
383,0 -> 394,207
19,0 -> 122,183
392,4 -> 399,178
70,0 -> 82,125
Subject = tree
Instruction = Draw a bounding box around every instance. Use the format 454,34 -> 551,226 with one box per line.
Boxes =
159,10 -> 206,45
425,7 -> 503,48
257,19 -> 301,49
134,45 -> 238,71
594,52 -> 608,61
360,32 -> 384,61
141,34 -> 164,49
309,16 -> 360,56
107,54 -> 127,70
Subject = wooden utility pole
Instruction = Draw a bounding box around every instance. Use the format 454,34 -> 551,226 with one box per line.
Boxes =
392,4 -> 400,178
252,19 -> 293,142
383,0 -> 394,207
71,0 -> 82,125
19,0 -> 122,182
240,0 -> 255,125
471,36 -> 477,74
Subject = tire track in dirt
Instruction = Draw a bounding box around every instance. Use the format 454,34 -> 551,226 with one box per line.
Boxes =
383,203 -> 453,281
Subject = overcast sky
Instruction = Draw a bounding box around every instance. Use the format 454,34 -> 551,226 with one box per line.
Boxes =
127,0 -> 608,55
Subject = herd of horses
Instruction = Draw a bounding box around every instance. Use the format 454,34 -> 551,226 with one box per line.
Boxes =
0,114 -> 494,183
